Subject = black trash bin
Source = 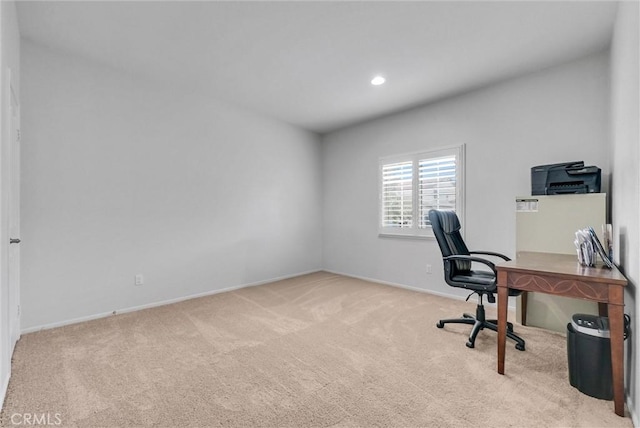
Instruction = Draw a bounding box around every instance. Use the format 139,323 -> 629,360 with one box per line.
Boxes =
566,314 -> 613,400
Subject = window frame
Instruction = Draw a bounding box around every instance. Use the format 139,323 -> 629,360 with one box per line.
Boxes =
378,144 -> 465,239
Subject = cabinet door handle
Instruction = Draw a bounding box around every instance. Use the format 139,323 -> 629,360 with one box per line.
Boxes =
10,238 -> 20,244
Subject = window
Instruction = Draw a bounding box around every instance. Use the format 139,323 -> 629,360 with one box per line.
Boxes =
379,145 -> 465,237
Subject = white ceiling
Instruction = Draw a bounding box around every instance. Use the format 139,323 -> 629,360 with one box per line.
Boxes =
17,1 -> 618,134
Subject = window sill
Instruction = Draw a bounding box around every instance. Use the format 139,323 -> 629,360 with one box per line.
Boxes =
378,233 -> 435,240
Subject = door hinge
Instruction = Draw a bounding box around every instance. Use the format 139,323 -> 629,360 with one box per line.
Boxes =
16,129 -> 21,142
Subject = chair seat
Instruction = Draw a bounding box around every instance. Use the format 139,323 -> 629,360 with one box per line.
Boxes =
451,270 -> 495,286
450,271 -> 521,296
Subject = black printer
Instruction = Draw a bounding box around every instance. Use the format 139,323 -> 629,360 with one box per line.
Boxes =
531,161 -> 601,195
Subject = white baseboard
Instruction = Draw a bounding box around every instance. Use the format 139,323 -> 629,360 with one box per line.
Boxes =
22,269 -> 517,334
22,269 -> 322,334
628,394 -> 638,428
0,372 -> 9,413
323,269 -> 517,312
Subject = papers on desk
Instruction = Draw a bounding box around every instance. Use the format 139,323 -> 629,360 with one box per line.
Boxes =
575,225 -> 613,268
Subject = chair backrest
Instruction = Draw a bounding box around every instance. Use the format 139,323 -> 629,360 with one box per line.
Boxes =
428,209 -> 471,273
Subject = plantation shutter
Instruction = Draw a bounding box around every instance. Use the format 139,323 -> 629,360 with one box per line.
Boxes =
381,161 -> 413,228
419,155 -> 457,228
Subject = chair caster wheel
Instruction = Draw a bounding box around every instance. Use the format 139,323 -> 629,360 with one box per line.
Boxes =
436,321 -> 444,328
466,341 -> 474,349
515,343 -> 525,351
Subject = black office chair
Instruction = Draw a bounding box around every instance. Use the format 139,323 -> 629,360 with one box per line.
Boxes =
428,209 -> 525,351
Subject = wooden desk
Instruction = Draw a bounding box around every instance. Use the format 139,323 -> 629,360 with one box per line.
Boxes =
496,251 -> 628,416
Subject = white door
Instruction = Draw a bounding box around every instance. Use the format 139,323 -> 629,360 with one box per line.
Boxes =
7,71 -> 20,351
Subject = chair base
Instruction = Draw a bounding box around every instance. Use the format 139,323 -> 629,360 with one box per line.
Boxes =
436,303 -> 526,351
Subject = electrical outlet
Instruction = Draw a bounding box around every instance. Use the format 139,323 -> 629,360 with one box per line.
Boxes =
135,274 -> 144,286
426,264 -> 432,274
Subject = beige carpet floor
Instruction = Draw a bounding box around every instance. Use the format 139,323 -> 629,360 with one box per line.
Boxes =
0,272 -> 633,427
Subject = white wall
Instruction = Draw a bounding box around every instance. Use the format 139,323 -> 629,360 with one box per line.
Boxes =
20,41 -> 323,331
0,0 -> 20,409
322,52 -> 610,300
610,1 -> 639,423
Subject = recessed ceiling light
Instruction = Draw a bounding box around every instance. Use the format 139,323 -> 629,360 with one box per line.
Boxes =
371,75 -> 386,86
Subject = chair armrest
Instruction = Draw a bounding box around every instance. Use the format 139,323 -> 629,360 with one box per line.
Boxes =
469,251 -> 511,261
443,255 -> 496,272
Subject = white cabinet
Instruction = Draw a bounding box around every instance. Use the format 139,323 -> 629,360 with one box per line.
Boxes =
515,193 -> 606,333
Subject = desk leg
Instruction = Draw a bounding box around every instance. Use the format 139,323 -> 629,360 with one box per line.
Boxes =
497,272 -> 508,375
608,286 -> 625,417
